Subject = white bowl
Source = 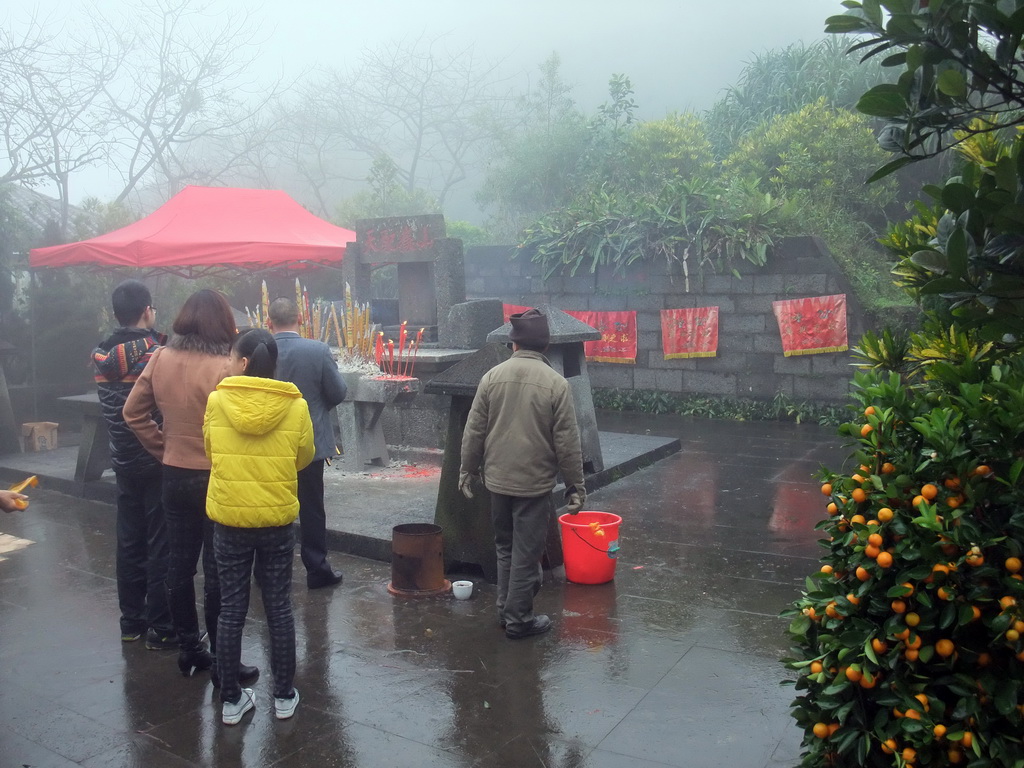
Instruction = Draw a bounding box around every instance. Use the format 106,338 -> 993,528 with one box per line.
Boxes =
451,580 -> 473,600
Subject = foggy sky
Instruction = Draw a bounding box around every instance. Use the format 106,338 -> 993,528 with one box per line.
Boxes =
11,0 -> 836,204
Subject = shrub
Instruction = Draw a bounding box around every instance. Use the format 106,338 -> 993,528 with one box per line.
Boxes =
783,363 -> 1024,767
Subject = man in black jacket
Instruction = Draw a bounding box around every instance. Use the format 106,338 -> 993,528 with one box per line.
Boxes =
269,297 -> 348,589
92,280 -> 174,648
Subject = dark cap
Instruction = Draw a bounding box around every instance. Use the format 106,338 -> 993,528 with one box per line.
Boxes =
508,308 -> 549,348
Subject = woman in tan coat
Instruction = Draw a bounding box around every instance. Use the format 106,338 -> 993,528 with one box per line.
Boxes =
124,289 -> 256,684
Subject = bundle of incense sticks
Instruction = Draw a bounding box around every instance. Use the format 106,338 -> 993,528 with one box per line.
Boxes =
376,323 -> 424,377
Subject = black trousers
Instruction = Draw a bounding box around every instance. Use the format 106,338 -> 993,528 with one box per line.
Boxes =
490,491 -> 553,629
297,460 -> 332,580
115,468 -> 172,635
214,522 -> 296,703
162,466 -> 220,649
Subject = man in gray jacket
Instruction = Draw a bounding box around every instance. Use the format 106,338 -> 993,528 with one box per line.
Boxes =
459,308 -> 585,639
269,298 -> 348,589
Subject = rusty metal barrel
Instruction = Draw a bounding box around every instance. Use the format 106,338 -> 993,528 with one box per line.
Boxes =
387,523 -> 451,597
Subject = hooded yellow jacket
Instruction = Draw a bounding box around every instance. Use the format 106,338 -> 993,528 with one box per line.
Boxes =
203,375 -> 315,528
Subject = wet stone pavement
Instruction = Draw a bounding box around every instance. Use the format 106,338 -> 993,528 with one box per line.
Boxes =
0,413 -> 848,767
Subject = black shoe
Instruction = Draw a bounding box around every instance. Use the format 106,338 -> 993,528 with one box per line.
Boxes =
177,647 -> 212,675
307,569 -> 343,589
121,629 -> 144,643
505,614 -> 553,639
145,629 -> 178,650
211,661 -> 260,688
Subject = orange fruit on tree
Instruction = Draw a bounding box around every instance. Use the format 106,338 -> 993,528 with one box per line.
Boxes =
868,533 -> 884,547
1006,557 -> 1022,573
891,599 -> 907,614
881,462 -> 895,474
946,495 -> 963,508
851,473 -> 866,484
914,693 -> 930,710
846,593 -> 860,605
881,738 -> 897,754
813,722 -> 829,739
973,465 -> 991,477
966,547 -> 984,566
902,747 -> 917,763
971,605 -> 982,621
962,732 -> 973,749
1006,628 -> 1020,642
1014,619 -> 1024,633
934,724 -> 947,739
944,477 -> 962,490
913,495 -> 926,507
906,612 -> 921,627
850,514 -> 866,525
877,506 -> 894,521
827,723 -> 840,736
936,639 -> 955,657
895,627 -> 911,641
826,502 -> 838,515
825,602 -> 841,619
864,544 -> 881,559
820,564 -> 833,574
937,586 -> 953,601
851,487 -> 867,504
810,661 -> 823,674
948,747 -> 964,764
871,638 -> 889,654
856,566 -> 871,581
860,423 -> 874,437
900,581 -> 914,596
844,665 -> 862,682
876,551 -> 894,568
1000,595 -> 1017,610
977,652 -> 991,666
906,633 -> 923,650
921,483 -> 939,500
904,708 -> 922,720
864,406 -> 876,417
821,482 -> 833,496
905,648 -> 920,661
859,673 -> 877,689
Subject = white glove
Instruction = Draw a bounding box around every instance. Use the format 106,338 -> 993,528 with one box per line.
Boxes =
566,489 -> 585,515
458,472 -> 477,499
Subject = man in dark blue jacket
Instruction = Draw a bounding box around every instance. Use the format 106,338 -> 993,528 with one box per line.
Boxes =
269,297 -> 348,589
92,280 -> 174,648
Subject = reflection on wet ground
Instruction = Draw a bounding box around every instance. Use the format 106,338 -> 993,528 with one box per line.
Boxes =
0,413 -> 847,767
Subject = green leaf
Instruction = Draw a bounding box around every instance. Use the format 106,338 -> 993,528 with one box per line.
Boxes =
945,227 -> 970,279
789,615 -> 812,636
936,68 -> 967,99
867,156 -> 916,183
909,249 -> 949,274
857,85 -> 908,117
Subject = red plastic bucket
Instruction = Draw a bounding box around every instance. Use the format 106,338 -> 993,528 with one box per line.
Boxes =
558,511 -> 622,585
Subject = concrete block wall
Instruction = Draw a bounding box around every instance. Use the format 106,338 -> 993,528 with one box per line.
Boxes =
464,236 -> 871,404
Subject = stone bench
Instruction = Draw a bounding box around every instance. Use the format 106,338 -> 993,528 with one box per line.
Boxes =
58,393 -> 110,483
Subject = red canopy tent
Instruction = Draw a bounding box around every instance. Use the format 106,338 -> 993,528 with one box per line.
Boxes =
29,186 -> 356,277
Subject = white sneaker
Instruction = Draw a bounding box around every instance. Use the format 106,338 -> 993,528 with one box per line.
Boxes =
222,688 -> 256,725
274,688 -> 299,720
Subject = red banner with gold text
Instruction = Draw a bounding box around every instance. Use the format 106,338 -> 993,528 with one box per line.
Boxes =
660,307 -> 718,359
771,294 -> 848,357
500,305 -> 637,364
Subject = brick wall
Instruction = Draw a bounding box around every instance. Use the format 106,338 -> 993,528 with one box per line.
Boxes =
464,236 -> 872,404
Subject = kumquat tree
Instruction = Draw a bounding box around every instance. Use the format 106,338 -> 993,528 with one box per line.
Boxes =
783,2 -> 1024,766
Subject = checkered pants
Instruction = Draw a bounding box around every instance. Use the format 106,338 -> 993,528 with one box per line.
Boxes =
213,522 -> 296,703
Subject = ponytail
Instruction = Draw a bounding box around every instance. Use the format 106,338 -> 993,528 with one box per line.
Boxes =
232,328 -> 278,379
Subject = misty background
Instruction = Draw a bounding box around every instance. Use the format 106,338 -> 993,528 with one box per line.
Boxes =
4,0 -> 834,232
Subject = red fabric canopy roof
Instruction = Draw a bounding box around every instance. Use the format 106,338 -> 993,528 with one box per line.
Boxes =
30,186 -> 356,275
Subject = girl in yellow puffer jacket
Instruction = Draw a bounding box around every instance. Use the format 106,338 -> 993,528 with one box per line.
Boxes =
203,328 -> 314,726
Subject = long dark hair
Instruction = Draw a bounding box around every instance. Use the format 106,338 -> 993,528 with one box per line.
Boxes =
233,328 -> 277,378
171,289 -> 236,349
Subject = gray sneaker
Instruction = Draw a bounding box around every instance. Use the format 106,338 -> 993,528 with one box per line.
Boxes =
274,688 -> 299,720
222,688 -> 256,725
